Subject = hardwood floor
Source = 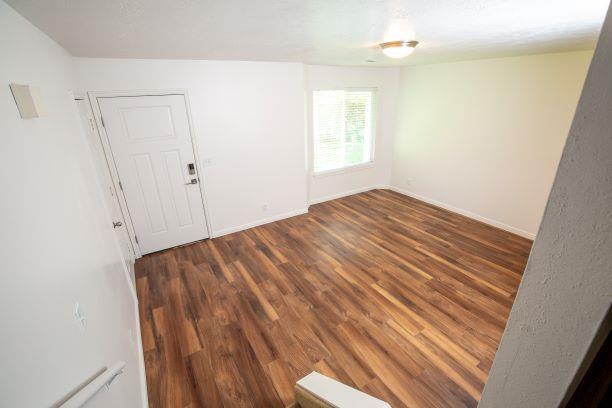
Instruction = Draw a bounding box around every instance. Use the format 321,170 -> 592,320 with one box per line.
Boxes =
135,189 -> 532,408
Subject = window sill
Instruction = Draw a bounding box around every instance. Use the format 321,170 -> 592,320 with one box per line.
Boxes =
312,162 -> 375,178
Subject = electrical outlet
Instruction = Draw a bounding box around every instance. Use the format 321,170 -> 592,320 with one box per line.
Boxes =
202,158 -> 213,167
261,204 -> 268,212
405,178 -> 412,186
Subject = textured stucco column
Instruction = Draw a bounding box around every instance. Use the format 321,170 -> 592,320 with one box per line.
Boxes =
479,4 -> 612,407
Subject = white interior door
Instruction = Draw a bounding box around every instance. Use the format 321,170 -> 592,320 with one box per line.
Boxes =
75,98 -> 136,267
97,94 -> 209,255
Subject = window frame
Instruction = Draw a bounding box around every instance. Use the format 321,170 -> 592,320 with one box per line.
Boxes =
310,87 -> 378,177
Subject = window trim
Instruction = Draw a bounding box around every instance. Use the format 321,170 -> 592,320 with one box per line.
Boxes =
310,87 -> 378,176
312,161 -> 376,178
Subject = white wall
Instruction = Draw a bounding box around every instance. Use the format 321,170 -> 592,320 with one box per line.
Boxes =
0,3 -> 145,407
74,58 -> 308,237
75,55 -> 588,239
480,5 -> 612,406
305,65 -> 399,203
391,51 -> 593,238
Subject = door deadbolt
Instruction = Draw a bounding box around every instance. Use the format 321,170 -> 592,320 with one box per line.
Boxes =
187,163 -> 196,175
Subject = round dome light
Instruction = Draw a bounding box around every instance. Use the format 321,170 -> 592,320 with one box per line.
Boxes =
380,41 -> 419,59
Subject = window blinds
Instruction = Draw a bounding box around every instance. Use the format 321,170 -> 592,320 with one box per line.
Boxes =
312,89 -> 376,173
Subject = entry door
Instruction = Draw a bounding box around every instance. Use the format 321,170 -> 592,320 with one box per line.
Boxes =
75,98 -> 135,267
98,95 -> 209,255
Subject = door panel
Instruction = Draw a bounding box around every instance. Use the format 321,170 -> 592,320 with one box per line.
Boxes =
121,105 -> 176,141
98,94 -> 208,254
132,153 -> 167,233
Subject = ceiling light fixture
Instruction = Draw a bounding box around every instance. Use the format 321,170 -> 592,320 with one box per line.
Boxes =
380,40 -> 419,59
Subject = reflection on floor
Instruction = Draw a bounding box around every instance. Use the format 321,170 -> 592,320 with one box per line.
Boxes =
136,189 -> 532,407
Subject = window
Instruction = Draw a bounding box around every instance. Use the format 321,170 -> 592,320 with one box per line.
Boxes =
312,89 -> 376,174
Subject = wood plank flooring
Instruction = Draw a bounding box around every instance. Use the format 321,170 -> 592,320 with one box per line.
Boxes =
135,189 -> 532,408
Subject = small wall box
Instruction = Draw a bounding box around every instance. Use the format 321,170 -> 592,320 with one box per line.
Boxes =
10,83 -> 44,118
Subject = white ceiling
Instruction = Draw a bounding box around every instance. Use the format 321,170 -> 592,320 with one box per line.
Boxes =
5,0 -> 610,66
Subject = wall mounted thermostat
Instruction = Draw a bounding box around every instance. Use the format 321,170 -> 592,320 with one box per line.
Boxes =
9,83 -> 45,119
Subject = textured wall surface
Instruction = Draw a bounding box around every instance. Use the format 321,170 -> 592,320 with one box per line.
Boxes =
479,5 -> 612,407
5,0 -> 608,65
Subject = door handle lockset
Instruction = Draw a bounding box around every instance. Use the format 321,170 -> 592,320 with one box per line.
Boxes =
113,221 -> 123,228
185,178 -> 198,185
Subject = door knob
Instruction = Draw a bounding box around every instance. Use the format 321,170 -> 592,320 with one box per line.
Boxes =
113,221 -> 123,228
185,178 -> 198,185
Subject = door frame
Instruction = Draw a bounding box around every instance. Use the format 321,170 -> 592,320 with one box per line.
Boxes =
87,89 -> 213,257
73,91 -> 138,262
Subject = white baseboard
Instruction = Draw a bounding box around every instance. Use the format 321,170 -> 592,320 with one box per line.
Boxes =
308,185 -> 388,205
134,299 -> 149,408
386,186 -> 536,240
211,186 -> 535,240
212,185 -> 384,238
212,208 -> 309,238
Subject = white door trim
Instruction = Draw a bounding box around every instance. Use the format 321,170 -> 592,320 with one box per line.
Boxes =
87,89 -> 213,257
73,92 -> 137,264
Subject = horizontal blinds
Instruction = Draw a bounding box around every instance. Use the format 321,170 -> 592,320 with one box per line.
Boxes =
313,89 -> 376,173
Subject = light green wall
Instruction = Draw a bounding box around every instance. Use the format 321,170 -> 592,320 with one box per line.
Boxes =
392,50 -> 593,237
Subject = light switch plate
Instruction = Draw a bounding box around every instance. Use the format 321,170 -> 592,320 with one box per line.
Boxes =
9,83 -> 44,118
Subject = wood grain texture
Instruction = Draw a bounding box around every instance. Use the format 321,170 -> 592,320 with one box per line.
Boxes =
135,189 -> 532,407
